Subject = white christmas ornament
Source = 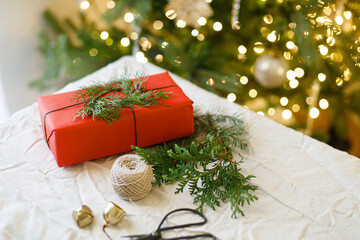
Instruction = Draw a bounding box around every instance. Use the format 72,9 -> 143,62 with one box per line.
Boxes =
165,0 -> 213,28
254,54 -> 288,89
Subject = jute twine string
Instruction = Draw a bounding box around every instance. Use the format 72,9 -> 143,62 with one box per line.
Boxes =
110,154 -> 153,201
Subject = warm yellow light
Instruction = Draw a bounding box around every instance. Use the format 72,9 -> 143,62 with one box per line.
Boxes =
227,93 -> 237,102
294,67 -> 305,78
284,51 -> 292,60
344,11 -> 352,20
306,97 -> 314,105
335,15 -> 344,25
319,99 -> 329,109
253,42 -> 264,54
238,45 -> 247,54
240,76 -> 248,85
207,78 -> 215,86
135,52 -> 148,63
197,17 -> 207,26
191,29 -> 199,37
267,31 -> 277,42
257,111 -> 265,116
282,109 -> 292,120
130,32 -> 138,40
161,42 -> 169,48
124,12 -> 135,23
326,36 -> 335,46
105,38 -> 113,46
213,22 -> 223,31
176,19 -> 186,28
289,23 -> 296,29
286,70 -> 296,80
319,45 -> 328,55
323,7 -> 332,16
280,97 -> 289,106
89,48 -> 98,57
155,54 -> 163,62
197,34 -> 205,41
165,10 -> 177,20
286,41 -> 295,49
106,0 -> 115,9
289,79 -> 299,89
80,0 -> 90,9
318,73 -> 326,82
249,89 -> 258,98
153,20 -> 164,30
310,107 -> 320,119
316,17 -> 325,24
292,104 -> 300,112
100,31 -> 109,40
268,108 -> 275,116
336,77 -> 343,86
263,14 -> 273,24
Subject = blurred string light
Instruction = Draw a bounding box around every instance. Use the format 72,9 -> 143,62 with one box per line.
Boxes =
240,76 -> 248,85
165,9 -> 177,20
268,108 -> 275,116
319,99 -> 329,109
124,12 -> 135,23
106,0 -> 115,9
253,42 -> 264,54
153,20 -> 164,30
100,31 -> 109,40
213,22 -> 223,31
227,93 -> 237,102
120,37 -> 130,47
292,104 -> 300,112
318,73 -> 326,82
238,45 -> 247,54
282,109 -> 292,120
249,89 -> 257,98
267,31 -> 277,42
310,107 -> 320,119
197,17 -> 207,26
280,97 -> 288,106
80,0 -> 90,9
136,51 -> 148,63
155,54 -> 163,62
257,111 -> 265,116
191,29 -> 199,37
176,19 -> 187,28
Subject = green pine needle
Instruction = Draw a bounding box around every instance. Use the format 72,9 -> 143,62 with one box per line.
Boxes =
71,67 -> 171,124
133,113 -> 258,218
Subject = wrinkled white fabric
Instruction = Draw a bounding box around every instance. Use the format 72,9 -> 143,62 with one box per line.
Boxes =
0,56 -> 359,240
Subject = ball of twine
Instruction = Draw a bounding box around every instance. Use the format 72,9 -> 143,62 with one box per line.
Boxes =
110,154 -> 153,201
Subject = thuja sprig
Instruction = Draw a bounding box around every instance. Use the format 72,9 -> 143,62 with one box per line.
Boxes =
133,113 -> 258,218
71,67 -> 171,124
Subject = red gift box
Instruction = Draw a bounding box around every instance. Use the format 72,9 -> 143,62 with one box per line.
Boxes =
38,72 -> 194,167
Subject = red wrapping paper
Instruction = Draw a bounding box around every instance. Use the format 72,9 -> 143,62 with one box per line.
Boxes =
38,72 -> 194,167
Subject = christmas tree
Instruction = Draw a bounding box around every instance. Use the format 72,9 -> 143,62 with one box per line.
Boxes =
33,0 -> 360,154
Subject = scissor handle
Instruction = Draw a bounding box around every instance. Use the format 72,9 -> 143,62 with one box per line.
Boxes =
156,208 -> 207,233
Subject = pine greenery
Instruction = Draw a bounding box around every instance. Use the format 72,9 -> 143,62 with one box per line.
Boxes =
71,68 -> 170,124
133,113 -> 258,218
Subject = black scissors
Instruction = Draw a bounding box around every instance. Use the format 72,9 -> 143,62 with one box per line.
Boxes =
120,208 -> 217,240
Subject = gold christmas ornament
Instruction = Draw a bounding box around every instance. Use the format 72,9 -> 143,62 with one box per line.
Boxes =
110,154 -> 153,201
72,205 -> 94,228
103,202 -> 126,227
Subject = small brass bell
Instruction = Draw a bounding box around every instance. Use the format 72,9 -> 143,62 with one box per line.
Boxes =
103,201 -> 126,227
73,205 -> 94,228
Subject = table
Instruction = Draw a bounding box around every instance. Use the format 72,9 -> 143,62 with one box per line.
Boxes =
1,56 -> 359,240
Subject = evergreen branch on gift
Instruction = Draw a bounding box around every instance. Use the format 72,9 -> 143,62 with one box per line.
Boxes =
133,114 -> 258,218
71,68 -> 171,124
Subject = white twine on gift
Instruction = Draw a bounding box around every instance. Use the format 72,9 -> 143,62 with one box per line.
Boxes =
110,154 -> 153,201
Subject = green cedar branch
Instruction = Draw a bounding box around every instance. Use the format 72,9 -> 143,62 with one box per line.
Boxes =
133,113 -> 258,218
71,68 -> 171,124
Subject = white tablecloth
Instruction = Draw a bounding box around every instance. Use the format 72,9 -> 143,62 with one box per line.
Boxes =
1,56 -> 360,240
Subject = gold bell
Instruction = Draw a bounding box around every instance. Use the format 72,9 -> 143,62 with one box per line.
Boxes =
103,202 -> 126,227
72,205 -> 94,228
